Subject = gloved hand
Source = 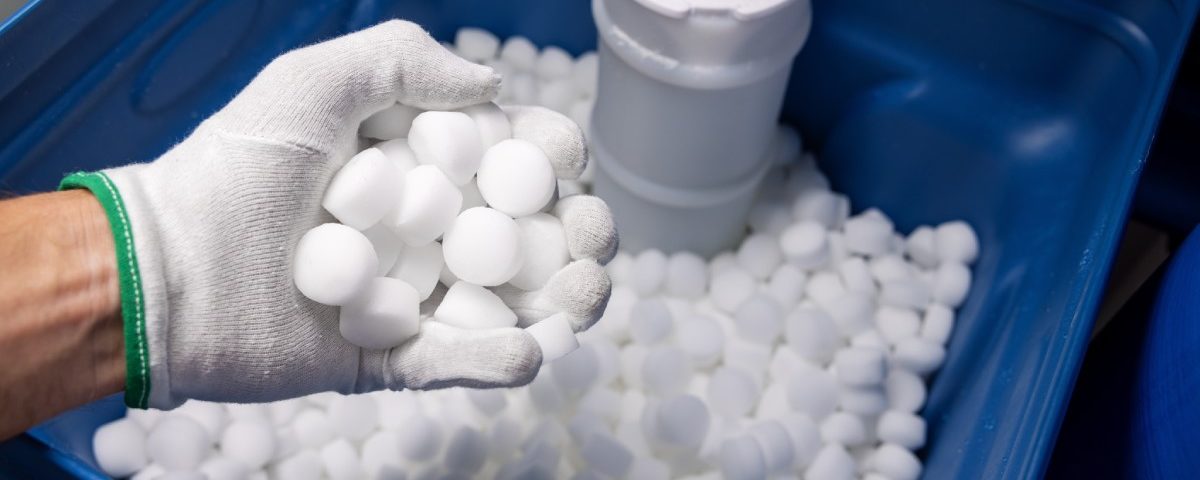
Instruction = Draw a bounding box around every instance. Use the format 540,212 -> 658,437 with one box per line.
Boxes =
60,20 -> 616,410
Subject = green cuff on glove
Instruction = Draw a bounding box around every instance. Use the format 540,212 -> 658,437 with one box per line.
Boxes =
60,172 -> 151,408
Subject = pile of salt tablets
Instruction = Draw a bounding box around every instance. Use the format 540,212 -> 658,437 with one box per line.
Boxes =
98,28 -> 979,480
294,97 -> 580,353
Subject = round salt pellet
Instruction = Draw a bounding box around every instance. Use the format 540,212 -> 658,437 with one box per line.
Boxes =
805,444 -> 856,480
820,412 -> 867,446
319,438 -> 363,480
93,418 -> 147,477
386,241 -> 443,300
374,138 -> 420,176
200,456 -> 249,480
767,263 -> 807,308
526,313 -> 579,362
573,51 -> 598,97
538,80 -> 576,114
455,27 -> 500,62
932,261 -> 972,307
647,394 -> 710,449
340,277 -> 420,349
291,408 -> 334,449
129,464 -> 165,480
443,207 -> 524,286
444,426 -> 487,474
459,102 -> 511,149
641,346 -> 691,397
707,366 -> 760,418
273,450 -> 322,480
327,394 -> 379,441
710,250 -> 739,275
805,271 -> 845,308
880,280 -> 932,310
734,293 -> 784,345
528,371 -> 567,412
146,416 -> 209,471
322,148 -> 399,230
838,385 -> 889,416
893,338 -> 946,375
886,369 -> 928,413
124,408 -> 163,431
677,314 -> 726,368
408,111 -> 483,185
786,363 -> 838,421
578,387 -> 622,425
488,416 -> 524,460
632,249 -> 668,296
780,413 -> 822,468
629,298 -> 673,345
737,233 -> 783,279
434,281 -> 518,329
877,410 -> 926,450
780,221 -> 830,270
792,190 -> 842,229
665,251 -> 707,299
720,435 -> 767,480
838,257 -> 877,295
748,201 -> 793,236
360,103 -> 423,140
509,213 -> 570,290
872,443 -> 922,480
359,224 -> 400,275
905,226 -> 939,268
935,220 -> 979,265
785,307 -> 839,364
536,46 -> 573,79
397,413 -> 444,461
852,329 -> 889,350
219,420 -> 275,469
709,267 -> 756,314
175,400 -> 226,442
551,343 -> 600,394
361,432 -> 403,478
875,306 -> 921,345
294,224 -> 377,306
750,421 -> 796,473
500,36 -> 538,70
834,347 -> 888,387
870,254 -> 913,283
476,139 -> 556,217
825,291 -> 877,337
844,211 -> 894,256
386,165 -> 463,246
580,432 -> 633,477
922,303 -> 955,345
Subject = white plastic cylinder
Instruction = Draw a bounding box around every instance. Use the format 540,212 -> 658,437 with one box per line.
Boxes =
590,0 -> 812,256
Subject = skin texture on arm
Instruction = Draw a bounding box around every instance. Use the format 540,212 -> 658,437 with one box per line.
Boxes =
0,190 -> 123,440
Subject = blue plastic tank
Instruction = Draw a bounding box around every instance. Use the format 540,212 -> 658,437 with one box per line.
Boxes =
0,0 -> 1196,478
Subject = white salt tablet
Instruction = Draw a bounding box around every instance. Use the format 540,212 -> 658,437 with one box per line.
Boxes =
477,139 -> 555,218
581,432 -> 633,477
340,277 -> 420,349
443,207 -> 524,286
528,372 -> 566,412
720,435 -> 767,480
780,414 -> 822,468
707,366 -> 760,418
710,267 -> 756,314
374,138 -> 420,176
805,444 -> 856,480
510,214 -> 570,290
360,103 -> 422,140
434,281 -> 518,329
870,254 -> 913,283
877,410 -> 926,450
573,51 -> 598,97
536,46 -> 573,79
146,416 -> 208,471
386,241 -> 443,300
646,394 -> 710,449
397,413 -> 443,461
199,456 -> 249,480
322,148 -> 399,230
886,369 -> 927,413
723,340 -> 771,384
319,439 -> 363,480
872,444 -> 922,480
879,280 -> 931,310
791,190 -> 841,228
750,421 -> 796,474
445,427 -> 488,474
935,220 -> 979,265
538,79 -> 576,114
291,409 -> 334,449
764,264 -> 804,308
838,257 -> 877,295
359,224 -> 400,275
327,394 -> 379,441
666,251 -> 708,298
463,389 -> 506,418
551,343 -> 600,394
488,416 -> 523,460
737,233 -> 783,280
124,408 -> 163,431
838,385 -> 889,416
820,412 -> 867,446
459,102 -> 511,149
735,294 -> 784,345
922,303 -> 955,345
455,28 -> 500,62
408,111 -> 483,185
805,271 -> 845,308
294,224 -> 377,306
130,464 -> 165,480
786,363 -> 838,421
631,248 -> 668,296
642,346 -> 691,397
175,400 -> 226,442
844,211 -> 894,256
500,36 -> 538,71
273,451 -> 322,480
93,418 -> 147,477
386,165 -> 463,246
629,298 -> 673,345
780,221 -> 830,270
527,314 -> 579,362
361,432 -> 403,478
825,291 -> 877,337
932,261 -> 972,307
677,314 -> 725,368
876,306 -> 921,345
219,420 -> 275,469
905,226 -> 939,268
748,201 -> 793,236
834,347 -> 888,386
785,307 -> 839,363
893,338 -> 946,375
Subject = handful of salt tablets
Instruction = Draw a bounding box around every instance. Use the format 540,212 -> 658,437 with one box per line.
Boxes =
293,102 -> 572,357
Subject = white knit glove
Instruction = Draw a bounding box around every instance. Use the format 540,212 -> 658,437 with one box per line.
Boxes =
60,20 -> 616,410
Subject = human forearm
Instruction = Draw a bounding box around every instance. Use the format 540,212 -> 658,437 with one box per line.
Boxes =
0,190 -> 123,440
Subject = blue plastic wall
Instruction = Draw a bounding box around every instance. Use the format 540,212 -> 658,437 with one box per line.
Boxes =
0,0 -> 1195,478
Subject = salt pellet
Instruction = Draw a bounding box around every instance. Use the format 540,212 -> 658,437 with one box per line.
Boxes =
628,456 -> 669,480
876,306 -> 921,345
893,338 -> 946,375
294,224 -> 377,306
838,257 -> 877,295
786,363 -> 838,421
754,382 -> 791,421
631,249 -> 668,296
879,280 -> 931,310
780,221 -> 830,270
629,298 -> 673,345
905,226 -> 938,268
340,277 -> 420,349
508,73 -> 538,104
455,27 -> 500,62
791,189 -> 841,228
580,432 -> 633,477
551,343 -> 600,395
529,371 -> 567,412
844,211 -> 894,255
766,263 -> 807,308
444,427 -> 487,474
677,314 -> 726,368
785,307 -> 839,363
838,385 -> 889,416
476,139 -> 556,217
870,255 -> 913,283
500,36 -> 538,71
130,465 -> 165,480
360,103 -> 422,140
434,281 -> 518,329
538,79 -> 576,114
386,241 -> 443,300
834,347 -> 888,387
619,344 -> 648,390
804,271 -> 845,308
641,346 -> 691,397
291,409 -> 334,449
361,432 -> 403,478
459,102 -> 511,150
407,111 -> 482,185
877,410 -> 926,450
748,201 -> 793,236
443,207 -> 523,286
578,387 -> 622,426
819,412 -> 867,446
737,233 -> 784,279
93,418 -> 147,477
509,213 -> 570,290
734,293 -> 784,345
707,367 -> 760,418
871,444 -> 922,480
199,457 -> 249,480
665,251 -> 708,298
932,261 -> 972,307
922,303 -> 955,345
934,220 -> 979,265
220,420 -> 275,469
885,369 -> 928,413
709,267 -> 756,313
527,313 -> 579,362
824,291 -> 876,337
805,444 -> 856,480
386,165 -> 463,246
488,416 -> 524,460
852,329 -> 888,350
536,46 -> 573,79
720,435 -> 767,480
723,340 -> 771,384
319,439 -> 363,480
327,394 -> 379,441
322,148 -> 399,230
146,416 -> 209,471
396,413 -> 443,461
779,413 -> 822,469
644,394 -> 710,450
273,451 -> 322,480
124,408 -> 162,431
